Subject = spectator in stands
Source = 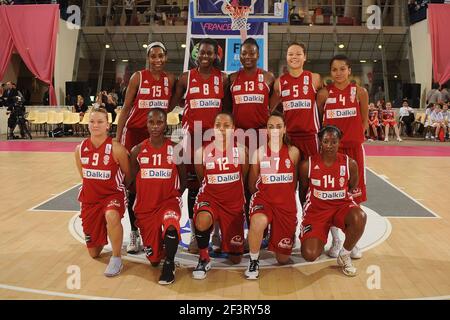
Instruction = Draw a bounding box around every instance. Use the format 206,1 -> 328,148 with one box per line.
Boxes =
124,0 -> 135,25
440,83 -> 450,103
430,104 -> 446,141
399,100 -> 415,137
382,101 -> 402,142
73,95 -> 88,119
105,93 -> 118,122
426,83 -> 442,104
367,102 -> 380,141
94,91 -> 107,109
3,81 -> 19,107
442,103 -> 449,139
374,86 -> 385,104
424,103 -> 435,140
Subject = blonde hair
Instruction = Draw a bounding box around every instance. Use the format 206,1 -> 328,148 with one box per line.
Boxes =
91,106 -> 108,120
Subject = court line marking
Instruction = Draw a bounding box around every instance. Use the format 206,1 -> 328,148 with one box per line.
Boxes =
28,184 -> 80,212
0,284 -> 124,300
366,167 -> 441,219
68,209 -> 392,270
404,295 -> 450,300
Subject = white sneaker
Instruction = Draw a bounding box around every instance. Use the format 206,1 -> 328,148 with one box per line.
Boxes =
245,259 -> 260,280
192,258 -> 211,280
368,138 -> 374,142
188,233 -> 199,254
397,137 -> 403,142
350,245 -> 362,259
337,253 -> 357,277
327,240 -> 343,258
384,138 -> 389,142
127,230 -> 141,254
104,256 -> 123,277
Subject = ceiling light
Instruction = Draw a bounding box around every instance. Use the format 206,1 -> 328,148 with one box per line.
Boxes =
394,75 -> 398,78
105,44 -> 110,49
378,45 -> 382,49
112,59 -> 115,62
360,60 -> 367,63
373,60 -> 377,62
181,44 -> 186,48
122,59 -> 128,62
338,44 -> 345,49
143,44 -> 148,48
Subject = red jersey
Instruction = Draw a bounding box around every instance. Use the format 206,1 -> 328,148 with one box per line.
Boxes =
323,83 -> 364,147
382,109 -> 395,121
183,68 -> 224,133
253,144 -> 297,210
368,109 -> 378,122
78,137 -> 126,204
133,139 -> 181,213
279,71 -> 320,137
230,68 -> 270,130
198,142 -> 245,212
303,153 -> 355,212
125,70 -> 172,129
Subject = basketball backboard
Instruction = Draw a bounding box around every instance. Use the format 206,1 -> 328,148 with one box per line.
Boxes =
189,0 -> 289,24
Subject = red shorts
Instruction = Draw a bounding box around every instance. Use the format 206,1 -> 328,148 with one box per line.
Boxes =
194,195 -> 245,254
121,127 -> 149,153
383,120 -> 397,127
369,119 -> 379,126
289,135 -> 319,161
300,203 -> 359,244
80,195 -> 126,249
339,144 -> 367,203
135,198 -> 181,264
250,197 -> 297,255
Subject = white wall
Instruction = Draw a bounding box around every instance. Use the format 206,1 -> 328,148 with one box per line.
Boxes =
54,19 -> 80,105
410,19 -> 432,108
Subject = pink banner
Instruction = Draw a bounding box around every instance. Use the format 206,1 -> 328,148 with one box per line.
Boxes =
0,4 -> 59,105
428,4 -> 450,85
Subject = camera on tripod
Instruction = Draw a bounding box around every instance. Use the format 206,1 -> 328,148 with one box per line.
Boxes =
7,96 -> 32,140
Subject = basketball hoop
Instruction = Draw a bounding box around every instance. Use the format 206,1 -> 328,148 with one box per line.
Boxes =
223,3 -> 251,32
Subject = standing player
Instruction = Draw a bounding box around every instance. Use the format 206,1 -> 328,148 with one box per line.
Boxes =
75,107 -> 130,277
169,38 -> 229,253
228,37 -> 275,250
245,112 -> 300,280
192,113 -> 248,280
299,126 -> 367,276
316,55 -> 368,258
270,42 -> 322,161
129,108 -> 186,285
115,42 -> 175,254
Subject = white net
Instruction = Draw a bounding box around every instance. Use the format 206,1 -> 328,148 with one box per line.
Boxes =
224,4 -> 251,31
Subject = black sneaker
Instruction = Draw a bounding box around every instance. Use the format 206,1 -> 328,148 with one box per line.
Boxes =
192,258 -> 211,280
158,260 -> 175,285
245,259 -> 259,280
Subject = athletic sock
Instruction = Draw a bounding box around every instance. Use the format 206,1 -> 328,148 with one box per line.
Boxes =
330,226 -> 340,241
250,252 -> 259,261
164,229 -> 179,262
340,247 -> 351,256
195,229 -> 210,249
199,248 -> 210,262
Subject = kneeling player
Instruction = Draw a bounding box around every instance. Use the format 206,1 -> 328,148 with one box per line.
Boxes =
245,112 -> 300,280
192,113 -> 248,280
299,126 -> 367,276
75,107 -> 130,277
129,108 -> 186,285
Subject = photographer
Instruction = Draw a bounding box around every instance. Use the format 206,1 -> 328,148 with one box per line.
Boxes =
7,96 -> 32,140
3,81 -> 19,108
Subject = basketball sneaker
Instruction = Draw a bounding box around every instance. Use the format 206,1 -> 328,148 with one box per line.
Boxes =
245,259 -> 260,280
127,230 -> 141,254
104,256 -> 123,277
327,239 -> 343,258
337,253 -> 357,277
350,245 -> 363,259
158,260 -> 175,285
192,258 -> 211,280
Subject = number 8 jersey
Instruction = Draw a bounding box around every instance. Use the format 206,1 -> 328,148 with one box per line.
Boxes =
303,153 -> 355,213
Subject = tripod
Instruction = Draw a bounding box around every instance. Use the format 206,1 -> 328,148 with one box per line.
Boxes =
7,111 -> 32,140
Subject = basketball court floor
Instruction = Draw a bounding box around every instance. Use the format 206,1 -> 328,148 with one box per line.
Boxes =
0,138 -> 449,300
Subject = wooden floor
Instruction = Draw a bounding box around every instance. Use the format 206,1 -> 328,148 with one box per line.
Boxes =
0,151 -> 449,300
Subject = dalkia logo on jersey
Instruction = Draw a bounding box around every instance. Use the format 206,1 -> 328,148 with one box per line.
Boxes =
261,173 -> 293,184
82,169 -> 111,180
278,238 -> 293,249
234,94 -> 264,104
190,99 -> 221,109
326,107 -> 357,119
313,189 -> 346,200
138,99 -> 168,109
207,172 -> 240,184
283,99 -> 312,110
141,168 -> 172,179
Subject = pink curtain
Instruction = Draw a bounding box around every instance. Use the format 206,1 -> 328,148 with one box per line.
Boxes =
428,4 -> 450,85
0,10 -> 14,82
0,5 -> 59,105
